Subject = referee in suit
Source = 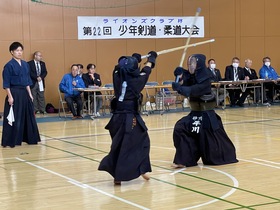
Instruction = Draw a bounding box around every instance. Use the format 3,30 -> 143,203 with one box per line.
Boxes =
207,58 -> 224,105
28,51 -> 48,114
225,57 -> 249,107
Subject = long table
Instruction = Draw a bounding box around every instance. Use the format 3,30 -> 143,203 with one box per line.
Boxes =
77,79 -> 278,114
212,79 -> 278,108
77,85 -> 176,115
75,87 -> 114,115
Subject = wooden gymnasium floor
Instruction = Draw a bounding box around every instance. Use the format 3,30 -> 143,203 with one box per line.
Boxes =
0,105 -> 280,210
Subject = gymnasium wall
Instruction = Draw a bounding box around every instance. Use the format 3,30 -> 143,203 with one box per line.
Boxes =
0,0 -> 279,110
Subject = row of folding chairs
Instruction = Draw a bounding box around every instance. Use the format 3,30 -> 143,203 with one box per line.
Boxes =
58,81 -> 185,118
144,80 -> 184,114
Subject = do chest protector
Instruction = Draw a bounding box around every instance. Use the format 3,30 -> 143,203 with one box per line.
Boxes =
189,91 -> 216,111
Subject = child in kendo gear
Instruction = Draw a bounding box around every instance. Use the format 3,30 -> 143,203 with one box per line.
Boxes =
98,51 -> 157,185
171,54 -> 238,168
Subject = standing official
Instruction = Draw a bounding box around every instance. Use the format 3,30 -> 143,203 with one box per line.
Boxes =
28,51 -> 48,114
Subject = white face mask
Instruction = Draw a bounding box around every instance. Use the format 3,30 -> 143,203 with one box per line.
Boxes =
210,63 -> 216,69
265,61 -> 270,67
232,62 -> 239,68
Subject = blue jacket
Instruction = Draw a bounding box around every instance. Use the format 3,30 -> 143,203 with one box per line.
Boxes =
259,65 -> 279,80
59,73 -> 85,98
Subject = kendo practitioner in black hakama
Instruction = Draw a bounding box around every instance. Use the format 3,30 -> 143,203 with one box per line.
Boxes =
171,54 -> 238,167
98,51 -> 158,185
2,42 -> 41,148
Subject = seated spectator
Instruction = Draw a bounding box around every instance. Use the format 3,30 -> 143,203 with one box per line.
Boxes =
77,64 -> 84,78
59,64 -> 85,119
259,56 -> 280,103
225,57 -> 249,107
243,59 -> 269,105
207,58 -> 224,105
82,64 -> 103,118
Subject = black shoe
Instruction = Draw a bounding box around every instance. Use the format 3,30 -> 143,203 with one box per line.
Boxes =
237,102 -> 244,107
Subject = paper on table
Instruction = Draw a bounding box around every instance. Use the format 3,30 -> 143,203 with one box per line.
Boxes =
38,80 -> 44,92
7,105 -> 15,126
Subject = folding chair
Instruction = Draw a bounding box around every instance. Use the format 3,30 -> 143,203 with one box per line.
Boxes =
162,80 -> 174,85
162,80 -> 184,110
273,89 -> 280,102
58,87 -> 68,118
144,81 -> 159,113
81,92 -> 89,116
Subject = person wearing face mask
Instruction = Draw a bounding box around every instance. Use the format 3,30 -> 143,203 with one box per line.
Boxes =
225,57 -> 248,107
243,59 -> 270,105
171,54 -> 238,168
207,59 -> 224,105
259,57 -> 280,103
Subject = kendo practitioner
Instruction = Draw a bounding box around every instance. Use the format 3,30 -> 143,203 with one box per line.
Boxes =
98,51 -> 158,185
171,54 -> 238,167
2,42 -> 41,148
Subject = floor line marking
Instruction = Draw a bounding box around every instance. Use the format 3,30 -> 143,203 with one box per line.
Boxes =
37,143 -> 280,202
179,166 -> 239,210
253,158 -> 280,165
170,168 -> 186,175
15,157 -> 150,210
239,158 -> 280,169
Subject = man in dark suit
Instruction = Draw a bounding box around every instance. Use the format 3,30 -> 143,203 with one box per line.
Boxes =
207,58 -> 223,82
243,59 -> 269,105
225,57 -> 248,107
207,58 -> 224,105
28,51 -> 48,114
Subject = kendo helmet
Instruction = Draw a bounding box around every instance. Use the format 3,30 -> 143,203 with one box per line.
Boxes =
118,56 -> 139,76
187,54 -> 206,74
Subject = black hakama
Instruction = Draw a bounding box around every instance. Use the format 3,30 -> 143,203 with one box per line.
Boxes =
173,110 -> 238,167
98,113 -> 152,181
1,87 -> 41,147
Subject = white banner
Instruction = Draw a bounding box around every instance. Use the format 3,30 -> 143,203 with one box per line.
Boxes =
78,16 -> 204,40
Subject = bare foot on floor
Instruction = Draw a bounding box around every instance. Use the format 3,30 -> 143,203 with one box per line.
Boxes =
171,163 -> 185,168
141,173 -> 150,180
